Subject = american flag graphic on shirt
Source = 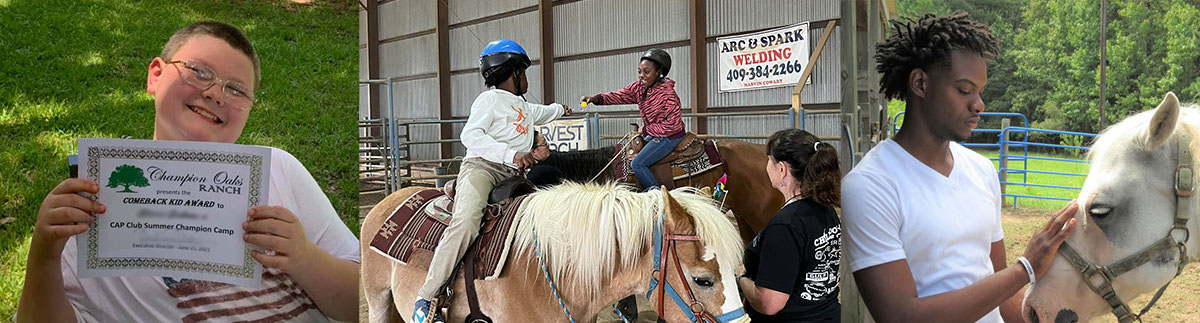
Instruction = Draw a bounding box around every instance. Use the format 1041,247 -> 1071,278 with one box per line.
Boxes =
164,268 -> 325,323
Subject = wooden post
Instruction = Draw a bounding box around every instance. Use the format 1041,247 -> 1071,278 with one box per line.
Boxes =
839,1 -> 862,322
436,0 -> 453,160
790,20 -> 838,129
690,0 -> 708,134
539,0 -> 554,103
366,0 -> 381,135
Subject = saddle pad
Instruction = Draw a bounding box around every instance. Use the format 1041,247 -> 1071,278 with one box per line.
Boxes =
671,139 -> 724,180
614,139 -> 725,183
368,189 -> 525,280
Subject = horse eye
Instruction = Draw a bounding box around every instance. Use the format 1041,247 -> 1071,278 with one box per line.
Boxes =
1089,206 -> 1112,219
693,277 -> 714,287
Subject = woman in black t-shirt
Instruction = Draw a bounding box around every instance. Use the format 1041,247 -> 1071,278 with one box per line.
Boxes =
739,129 -> 843,322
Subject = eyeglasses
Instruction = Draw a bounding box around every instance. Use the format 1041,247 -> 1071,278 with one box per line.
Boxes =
167,60 -> 254,110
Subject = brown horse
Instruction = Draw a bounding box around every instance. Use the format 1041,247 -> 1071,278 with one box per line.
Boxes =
361,183 -> 751,323
536,138 -> 783,242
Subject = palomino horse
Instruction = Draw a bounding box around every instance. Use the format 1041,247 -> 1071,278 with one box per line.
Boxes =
361,183 -> 751,323
537,138 -> 783,242
1023,92 -> 1198,322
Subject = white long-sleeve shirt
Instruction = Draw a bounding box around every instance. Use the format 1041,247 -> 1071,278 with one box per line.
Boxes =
462,89 -> 564,168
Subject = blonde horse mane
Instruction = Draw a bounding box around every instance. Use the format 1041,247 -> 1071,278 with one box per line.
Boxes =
510,182 -> 744,300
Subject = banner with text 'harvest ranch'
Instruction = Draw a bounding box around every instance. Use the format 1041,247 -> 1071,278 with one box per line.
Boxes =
536,118 -> 588,152
718,22 -> 810,92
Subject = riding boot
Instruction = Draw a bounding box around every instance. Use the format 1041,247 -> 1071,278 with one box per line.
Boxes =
617,295 -> 639,321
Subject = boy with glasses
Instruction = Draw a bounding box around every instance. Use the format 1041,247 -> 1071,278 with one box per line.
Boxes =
17,21 -> 360,322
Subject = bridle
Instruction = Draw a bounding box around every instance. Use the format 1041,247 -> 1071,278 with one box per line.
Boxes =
647,218 -> 746,323
1056,133 -> 1193,323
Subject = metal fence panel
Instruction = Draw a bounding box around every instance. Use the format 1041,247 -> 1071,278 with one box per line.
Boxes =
407,124 -> 441,161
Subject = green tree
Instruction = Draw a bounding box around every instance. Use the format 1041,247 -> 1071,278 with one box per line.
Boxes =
1004,0 -> 1200,134
1106,0 -> 1200,124
1008,0 -> 1102,133
895,0 -> 1025,124
107,164 -> 149,193
898,1 -> 1200,136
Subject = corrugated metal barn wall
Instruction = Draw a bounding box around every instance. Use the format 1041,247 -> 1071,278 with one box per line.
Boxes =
364,0 -> 844,160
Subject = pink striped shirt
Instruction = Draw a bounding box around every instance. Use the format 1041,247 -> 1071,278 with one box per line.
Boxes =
595,78 -> 685,138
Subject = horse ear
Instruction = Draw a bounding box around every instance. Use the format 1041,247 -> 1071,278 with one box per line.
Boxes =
1147,92 -> 1181,150
662,187 -> 695,233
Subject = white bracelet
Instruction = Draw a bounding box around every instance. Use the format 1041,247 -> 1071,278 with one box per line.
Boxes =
1016,256 -> 1035,285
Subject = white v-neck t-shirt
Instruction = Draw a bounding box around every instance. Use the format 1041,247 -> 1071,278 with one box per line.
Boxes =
841,139 -> 1003,323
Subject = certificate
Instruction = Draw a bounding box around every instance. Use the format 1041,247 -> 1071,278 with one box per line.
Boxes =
76,138 -> 270,287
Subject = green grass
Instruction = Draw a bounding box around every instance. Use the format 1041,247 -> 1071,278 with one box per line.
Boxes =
0,0 -> 359,317
974,149 -> 1092,210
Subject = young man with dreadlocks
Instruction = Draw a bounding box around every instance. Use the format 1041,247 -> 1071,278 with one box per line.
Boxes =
840,13 -> 1080,322
413,39 -> 571,323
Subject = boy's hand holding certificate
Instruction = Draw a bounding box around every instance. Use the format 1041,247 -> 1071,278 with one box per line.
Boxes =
76,138 -> 270,287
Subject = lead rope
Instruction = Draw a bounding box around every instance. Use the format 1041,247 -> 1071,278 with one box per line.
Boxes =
531,228 -> 576,323
534,226 -> 634,323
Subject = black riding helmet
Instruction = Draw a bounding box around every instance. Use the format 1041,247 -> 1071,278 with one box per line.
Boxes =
479,39 -> 532,86
640,49 -> 671,78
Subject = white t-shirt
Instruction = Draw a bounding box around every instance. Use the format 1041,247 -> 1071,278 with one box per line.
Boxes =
60,148 -> 360,323
461,89 -> 564,168
841,139 -> 1004,323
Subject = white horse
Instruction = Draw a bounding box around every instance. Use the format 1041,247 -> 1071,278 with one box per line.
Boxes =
360,183 -> 751,322
1023,92 -> 1199,322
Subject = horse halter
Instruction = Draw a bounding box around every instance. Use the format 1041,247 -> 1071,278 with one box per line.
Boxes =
647,218 -> 747,323
1057,132 -> 1193,323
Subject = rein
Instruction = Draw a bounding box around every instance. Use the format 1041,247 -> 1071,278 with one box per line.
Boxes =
647,218 -> 746,323
590,131 -> 635,183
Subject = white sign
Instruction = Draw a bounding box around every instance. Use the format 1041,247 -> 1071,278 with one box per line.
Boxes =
535,119 -> 589,152
718,22 -> 811,92
77,138 -> 270,287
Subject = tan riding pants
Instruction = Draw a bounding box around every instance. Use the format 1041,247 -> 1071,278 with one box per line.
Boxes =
417,157 -> 517,299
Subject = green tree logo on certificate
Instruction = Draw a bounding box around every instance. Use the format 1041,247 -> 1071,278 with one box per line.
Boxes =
107,164 -> 150,193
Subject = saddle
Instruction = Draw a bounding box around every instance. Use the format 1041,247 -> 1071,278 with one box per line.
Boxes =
367,177 -> 534,280
613,132 -> 724,189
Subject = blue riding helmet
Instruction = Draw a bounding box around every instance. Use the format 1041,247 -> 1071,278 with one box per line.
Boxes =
480,39 -> 531,79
